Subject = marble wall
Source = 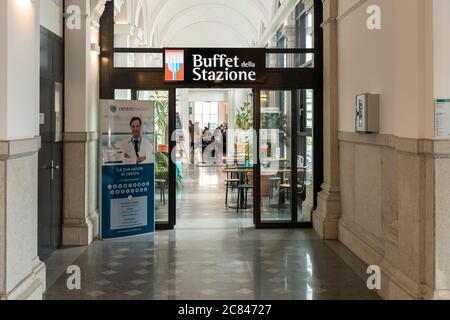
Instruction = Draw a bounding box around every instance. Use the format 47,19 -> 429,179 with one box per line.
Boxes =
62,133 -> 99,246
0,138 -> 45,300
337,133 -> 446,299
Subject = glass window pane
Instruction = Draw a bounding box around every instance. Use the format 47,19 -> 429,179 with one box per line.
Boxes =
296,89 -> 314,223
113,53 -> 163,68
137,91 -> 169,224
211,102 -> 219,115
260,90 -> 292,222
265,2 -> 315,49
266,53 -> 314,68
114,89 -> 131,100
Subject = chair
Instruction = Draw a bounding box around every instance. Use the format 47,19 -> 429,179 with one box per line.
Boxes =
236,171 -> 254,212
268,176 -> 281,204
236,184 -> 253,213
278,168 -> 307,210
225,177 -> 240,205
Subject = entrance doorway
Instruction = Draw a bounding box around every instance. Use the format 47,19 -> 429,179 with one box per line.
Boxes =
175,89 -> 255,228
99,0 -> 323,231
172,88 -> 316,228
112,86 -> 318,230
257,89 -> 315,225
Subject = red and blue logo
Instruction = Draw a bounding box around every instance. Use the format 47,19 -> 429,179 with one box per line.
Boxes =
165,50 -> 184,81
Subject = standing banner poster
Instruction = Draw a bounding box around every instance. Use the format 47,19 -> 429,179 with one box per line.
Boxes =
100,100 -> 155,239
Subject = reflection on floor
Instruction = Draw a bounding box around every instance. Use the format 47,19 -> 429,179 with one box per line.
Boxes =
176,165 -> 254,229
177,165 -> 294,225
43,165 -> 379,300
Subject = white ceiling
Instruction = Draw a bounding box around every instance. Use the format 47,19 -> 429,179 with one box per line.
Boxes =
114,0 -> 295,47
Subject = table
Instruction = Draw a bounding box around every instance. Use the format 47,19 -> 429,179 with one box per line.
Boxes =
261,168 -> 306,207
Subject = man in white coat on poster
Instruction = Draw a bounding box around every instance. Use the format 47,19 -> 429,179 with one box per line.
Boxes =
119,117 -> 153,165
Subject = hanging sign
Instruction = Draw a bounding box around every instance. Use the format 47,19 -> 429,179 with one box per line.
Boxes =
435,99 -> 450,138
100,100 -> 155,239
165,48 -> 266,84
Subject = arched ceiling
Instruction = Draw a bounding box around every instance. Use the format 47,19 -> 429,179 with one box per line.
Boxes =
113,0 -> 296,47
148,0 -> 270,47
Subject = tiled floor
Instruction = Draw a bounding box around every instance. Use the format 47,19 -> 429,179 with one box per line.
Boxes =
44,166 -> 379,300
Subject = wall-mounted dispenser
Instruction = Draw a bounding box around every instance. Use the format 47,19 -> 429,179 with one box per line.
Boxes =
355,94 -> 379,133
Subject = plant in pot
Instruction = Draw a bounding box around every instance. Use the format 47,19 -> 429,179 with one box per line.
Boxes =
235,101 -> 253,166
153,92 -> 169,149
261,113 -> 288,145
259,113 -> 289,197
155,151 -> 183,192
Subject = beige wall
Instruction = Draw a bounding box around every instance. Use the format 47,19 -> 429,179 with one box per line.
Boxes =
338,0 -> 434,139
433,0 -> 450,102
40,0 -> 63,37
336,0 -> 450,299
0,0 -> 40,140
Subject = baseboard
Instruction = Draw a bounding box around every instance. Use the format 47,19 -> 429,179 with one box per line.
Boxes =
1,259 -> 46,300
338,219 -> 425,300
63,210 -> 99,246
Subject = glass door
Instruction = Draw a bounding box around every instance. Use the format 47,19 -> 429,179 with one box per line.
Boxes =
137,90 -> 172,228
115,89 -> 175,229
255,89 -> 314,227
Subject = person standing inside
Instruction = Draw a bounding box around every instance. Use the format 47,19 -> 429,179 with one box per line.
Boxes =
189,120 -> 195,164
222,124 -> 227,161
194,122 -> 203,163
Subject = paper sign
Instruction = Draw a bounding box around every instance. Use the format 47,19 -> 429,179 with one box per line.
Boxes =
435,99 -> 450,138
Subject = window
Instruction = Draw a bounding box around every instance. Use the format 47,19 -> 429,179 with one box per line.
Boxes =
295,2 -> 314,65
306,90 -> 313,128
194,102 -> 219,129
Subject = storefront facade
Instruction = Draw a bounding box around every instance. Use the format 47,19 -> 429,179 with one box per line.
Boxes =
98,0 -> 324,229
1,0 -> 450,300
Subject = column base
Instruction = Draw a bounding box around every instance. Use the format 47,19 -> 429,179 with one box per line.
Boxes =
301,184 -> 314,222
432,290 -> 450,300
313,183 -> 341,239
1,258 -> 46,300
63,210 -> 99,246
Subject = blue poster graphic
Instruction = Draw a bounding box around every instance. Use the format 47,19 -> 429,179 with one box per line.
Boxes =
100,99 -> 156,240
101,163 -> 155,239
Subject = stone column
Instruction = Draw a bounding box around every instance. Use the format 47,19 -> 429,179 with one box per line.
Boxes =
281,24 -> 296,67
63,0 -> 100,245
432,0 -> 450,300
312,0 -> 341,239
0,0 -> 45,299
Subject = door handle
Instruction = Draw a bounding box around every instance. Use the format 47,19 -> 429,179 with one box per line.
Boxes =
43,161 -> 60,180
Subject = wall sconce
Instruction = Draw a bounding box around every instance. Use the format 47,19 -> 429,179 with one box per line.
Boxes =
91,43 -> 101,56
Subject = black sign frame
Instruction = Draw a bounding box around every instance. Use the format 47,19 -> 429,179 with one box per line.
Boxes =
164,48 -> 266,85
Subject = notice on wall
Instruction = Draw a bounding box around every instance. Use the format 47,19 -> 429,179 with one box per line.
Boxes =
100,100 -> 155,239
435,99 -> 450,138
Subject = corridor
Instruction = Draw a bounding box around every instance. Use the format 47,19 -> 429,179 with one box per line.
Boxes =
44,167 -> 378,300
